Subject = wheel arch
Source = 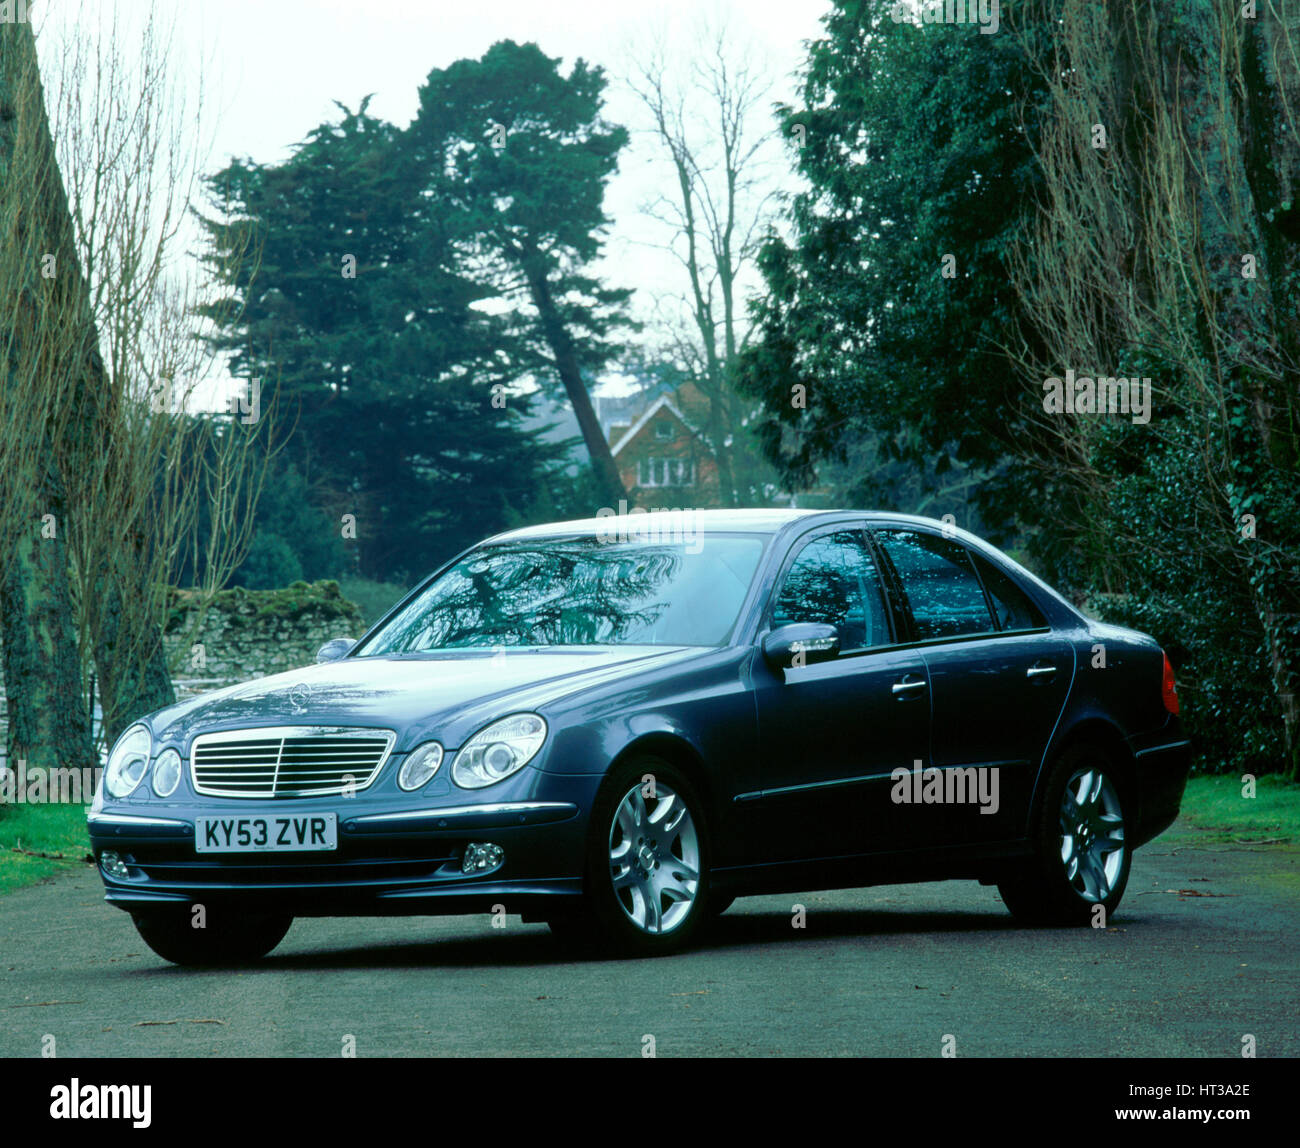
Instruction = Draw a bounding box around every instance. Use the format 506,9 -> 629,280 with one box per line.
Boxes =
1031,716 -> 1138,829
605,733 -> 718,822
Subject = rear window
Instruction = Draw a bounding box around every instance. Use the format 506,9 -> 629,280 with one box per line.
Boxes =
971,552 -> 1046,632
874,529 -> 995,641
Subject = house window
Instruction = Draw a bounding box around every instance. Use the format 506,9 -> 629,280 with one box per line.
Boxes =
637,457 -> 696,487
654,420 -> 675,442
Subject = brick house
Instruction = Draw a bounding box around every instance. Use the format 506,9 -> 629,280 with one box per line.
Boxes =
608,387 -> 721,506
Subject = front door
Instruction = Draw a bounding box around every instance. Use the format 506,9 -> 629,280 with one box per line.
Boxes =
751,528 -> 931,862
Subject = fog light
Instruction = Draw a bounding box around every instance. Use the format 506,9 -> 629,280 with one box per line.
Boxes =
461,842 -> 504,874
100,851 -> 130,880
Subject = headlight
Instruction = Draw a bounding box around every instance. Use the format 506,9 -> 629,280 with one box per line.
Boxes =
151,748 -> 182,797
397,741 -> 444,791
105,724 -> 152,798
451,714 -> 547,789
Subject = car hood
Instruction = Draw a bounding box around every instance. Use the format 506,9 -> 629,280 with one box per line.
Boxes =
148,646 -> 706,751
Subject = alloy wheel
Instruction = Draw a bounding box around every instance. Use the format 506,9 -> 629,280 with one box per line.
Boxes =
1057,767 -> 1126,903
608,780 -> 700,934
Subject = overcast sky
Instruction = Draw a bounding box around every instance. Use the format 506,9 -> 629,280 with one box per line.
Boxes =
37,0 -> 833,400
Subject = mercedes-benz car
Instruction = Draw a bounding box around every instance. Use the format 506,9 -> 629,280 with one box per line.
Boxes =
89,509 -> 1190,963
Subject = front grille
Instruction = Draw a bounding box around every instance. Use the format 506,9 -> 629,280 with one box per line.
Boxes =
190,726 -> 396,798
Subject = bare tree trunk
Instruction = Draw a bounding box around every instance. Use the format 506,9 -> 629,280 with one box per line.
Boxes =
0,441 -> 96,773
0,19 -> 97,772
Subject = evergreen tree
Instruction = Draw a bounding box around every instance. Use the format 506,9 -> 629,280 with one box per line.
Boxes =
197,99 -> 570,583
407,40 -> 636,507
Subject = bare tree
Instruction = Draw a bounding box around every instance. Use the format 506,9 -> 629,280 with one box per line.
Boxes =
1007,0 -> 1300,776
42,2 -> 272,746
627,17 -> 782,506
1,3 -> 272,763
0,9 -> 101,773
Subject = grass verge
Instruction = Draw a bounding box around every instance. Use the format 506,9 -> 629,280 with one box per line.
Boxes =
1166,774 -> 1300,847
0,802 -> 93,895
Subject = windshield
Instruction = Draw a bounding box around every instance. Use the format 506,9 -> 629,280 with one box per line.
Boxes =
357,534 -> 767,653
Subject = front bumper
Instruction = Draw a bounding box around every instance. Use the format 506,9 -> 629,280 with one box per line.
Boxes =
87,796 -> 591,917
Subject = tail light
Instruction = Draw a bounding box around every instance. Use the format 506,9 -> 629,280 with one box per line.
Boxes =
1161,650 -> 1180,715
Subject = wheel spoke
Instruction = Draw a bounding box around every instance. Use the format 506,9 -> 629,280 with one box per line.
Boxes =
1084,845 -> 1111,900
1077,852 -> 1101,900
615,799 -> 638,842
647,792 -> 677,829
1069,771 -> 1091,812
656,863 -> 697,901
1086,770 -> 1105,809
1060,789 -> 1082,825
626,882 -> 649,929
1060,832 -> 1078,867
1063,845 -> 1080,883
664,856 -> 699,884
643,883 -> 663,932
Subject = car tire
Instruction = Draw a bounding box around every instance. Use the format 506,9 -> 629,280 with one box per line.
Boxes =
998,743 -> 1131,926
558,755 -> 711,957
132,908 -> 293,967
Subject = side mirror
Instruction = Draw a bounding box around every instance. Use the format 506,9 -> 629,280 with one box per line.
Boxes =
761,623 -> 839,671
315,638 -> 357,664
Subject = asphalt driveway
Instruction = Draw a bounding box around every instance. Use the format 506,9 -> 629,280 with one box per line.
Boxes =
2,835 -> 1296,1057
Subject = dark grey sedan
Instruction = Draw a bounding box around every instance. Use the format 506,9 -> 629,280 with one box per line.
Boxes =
89,509 -> 1190,962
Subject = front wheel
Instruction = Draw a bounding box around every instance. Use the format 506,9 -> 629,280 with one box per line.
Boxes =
132,908 -> 293,967
555,757 -> 711,957
998,744 -> 1130,926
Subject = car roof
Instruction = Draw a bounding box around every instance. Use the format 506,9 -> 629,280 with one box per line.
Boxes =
489,508 -> 960,542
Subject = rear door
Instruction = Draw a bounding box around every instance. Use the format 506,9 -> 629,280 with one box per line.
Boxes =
872,527 -> 1073,847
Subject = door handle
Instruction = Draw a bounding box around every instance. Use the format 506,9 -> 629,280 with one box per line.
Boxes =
1026,663 -> 1058,680
891,678 -> 928,697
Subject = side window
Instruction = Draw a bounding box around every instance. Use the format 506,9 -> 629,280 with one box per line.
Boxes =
771,531 -> 891,651
874,529 -> 995,641
971,552 -> 1046,632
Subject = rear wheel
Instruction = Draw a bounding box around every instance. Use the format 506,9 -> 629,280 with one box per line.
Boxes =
132,908 -> 292,967
550,756 -> 710,957
998,743 -> 1130,926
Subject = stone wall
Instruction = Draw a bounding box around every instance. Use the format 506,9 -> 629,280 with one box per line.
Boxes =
0,582 -> 366,764
164,580 -> 366,700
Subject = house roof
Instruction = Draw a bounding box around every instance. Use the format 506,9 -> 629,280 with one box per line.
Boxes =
609,394 -> 710,457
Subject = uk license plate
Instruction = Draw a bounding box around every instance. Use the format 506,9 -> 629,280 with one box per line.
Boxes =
195,813 -> 337,853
